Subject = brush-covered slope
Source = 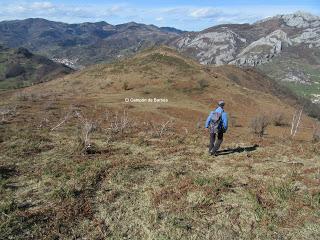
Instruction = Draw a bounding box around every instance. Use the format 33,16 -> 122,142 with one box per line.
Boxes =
0,45 -> 73,89
0,47 -> 319,239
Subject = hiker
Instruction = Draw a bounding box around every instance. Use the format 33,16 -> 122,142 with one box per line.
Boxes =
205,100 -> 228,156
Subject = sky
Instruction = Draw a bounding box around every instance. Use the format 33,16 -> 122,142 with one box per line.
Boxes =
0,0 -> 319,31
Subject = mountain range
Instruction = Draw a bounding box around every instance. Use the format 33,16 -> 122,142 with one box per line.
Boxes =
0,18 -> 183,69
0,12 -> 319,103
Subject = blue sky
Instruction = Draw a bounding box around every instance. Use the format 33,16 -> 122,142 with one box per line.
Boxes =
0,0 -> 319,30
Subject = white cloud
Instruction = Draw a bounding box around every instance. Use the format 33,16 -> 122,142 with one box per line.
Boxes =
189,8 -> 222,18
31,1 -> 55,10
0,1 -> 129,22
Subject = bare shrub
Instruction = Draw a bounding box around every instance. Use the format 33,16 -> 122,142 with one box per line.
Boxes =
73,111 -> 100,154
250,114 -> 269,137
198,79 -> 209,90
38,117 -> 50,129
122,81 -> 129,91
0,105 -> 17,123
108,110 -> 129,134
51,107 -> 100,154
196,117 -> 202,129
102,110 -> 135,144
229,114 -> 241,127
272,112 -> 286,126
313,125 -> 320,143
16,92 -> 43,102
43,101 -> 58,111
152,120 -> 174,138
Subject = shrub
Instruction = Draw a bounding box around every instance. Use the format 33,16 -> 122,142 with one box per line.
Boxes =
250,114 -> 270,137
229,114 -> 241,127
198,79 -> 209,90
272,112 -> 286,126
313,126 -> 320,143
16,92 -> 42,102
0,105 -> 17,123
122,81 -> 129,91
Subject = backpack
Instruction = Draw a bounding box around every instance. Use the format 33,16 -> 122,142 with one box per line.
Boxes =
209,111 -> 222,134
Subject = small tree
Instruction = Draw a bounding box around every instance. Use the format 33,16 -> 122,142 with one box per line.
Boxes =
250,114 -> 270,137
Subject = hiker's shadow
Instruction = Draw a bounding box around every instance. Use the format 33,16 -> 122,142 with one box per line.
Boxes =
217,144 -> 259,156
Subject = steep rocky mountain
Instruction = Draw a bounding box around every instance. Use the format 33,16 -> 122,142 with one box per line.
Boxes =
171,12 -> 320,103
0,18 -> 183,69
0,45 -> 73,89
172,11 -> 320,66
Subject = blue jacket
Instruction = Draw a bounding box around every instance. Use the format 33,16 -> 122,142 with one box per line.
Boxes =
205,107 -> 228,132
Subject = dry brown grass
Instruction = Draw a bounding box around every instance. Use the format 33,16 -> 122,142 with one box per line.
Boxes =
1,47 -> 319,239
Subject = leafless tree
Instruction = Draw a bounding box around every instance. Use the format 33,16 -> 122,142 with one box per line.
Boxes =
290,108 -> 303,138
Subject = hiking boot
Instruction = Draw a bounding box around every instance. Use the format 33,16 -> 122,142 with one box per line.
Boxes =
210,151 -> 218,156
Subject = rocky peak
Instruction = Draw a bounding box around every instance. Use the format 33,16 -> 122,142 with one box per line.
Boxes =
282,11 -> 320,28
259,11 -> 320,28
174,29 -> 247,65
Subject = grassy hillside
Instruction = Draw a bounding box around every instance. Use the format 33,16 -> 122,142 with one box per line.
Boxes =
0,46 -> 73,90
1,47 -> 319,239
258,47 -> 320,104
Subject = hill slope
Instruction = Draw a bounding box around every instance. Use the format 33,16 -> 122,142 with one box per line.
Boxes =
0,45 -> 73,89
0,47 -> 319,239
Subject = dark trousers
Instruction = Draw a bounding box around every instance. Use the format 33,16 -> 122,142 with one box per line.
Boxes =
209,131 -> 223,153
